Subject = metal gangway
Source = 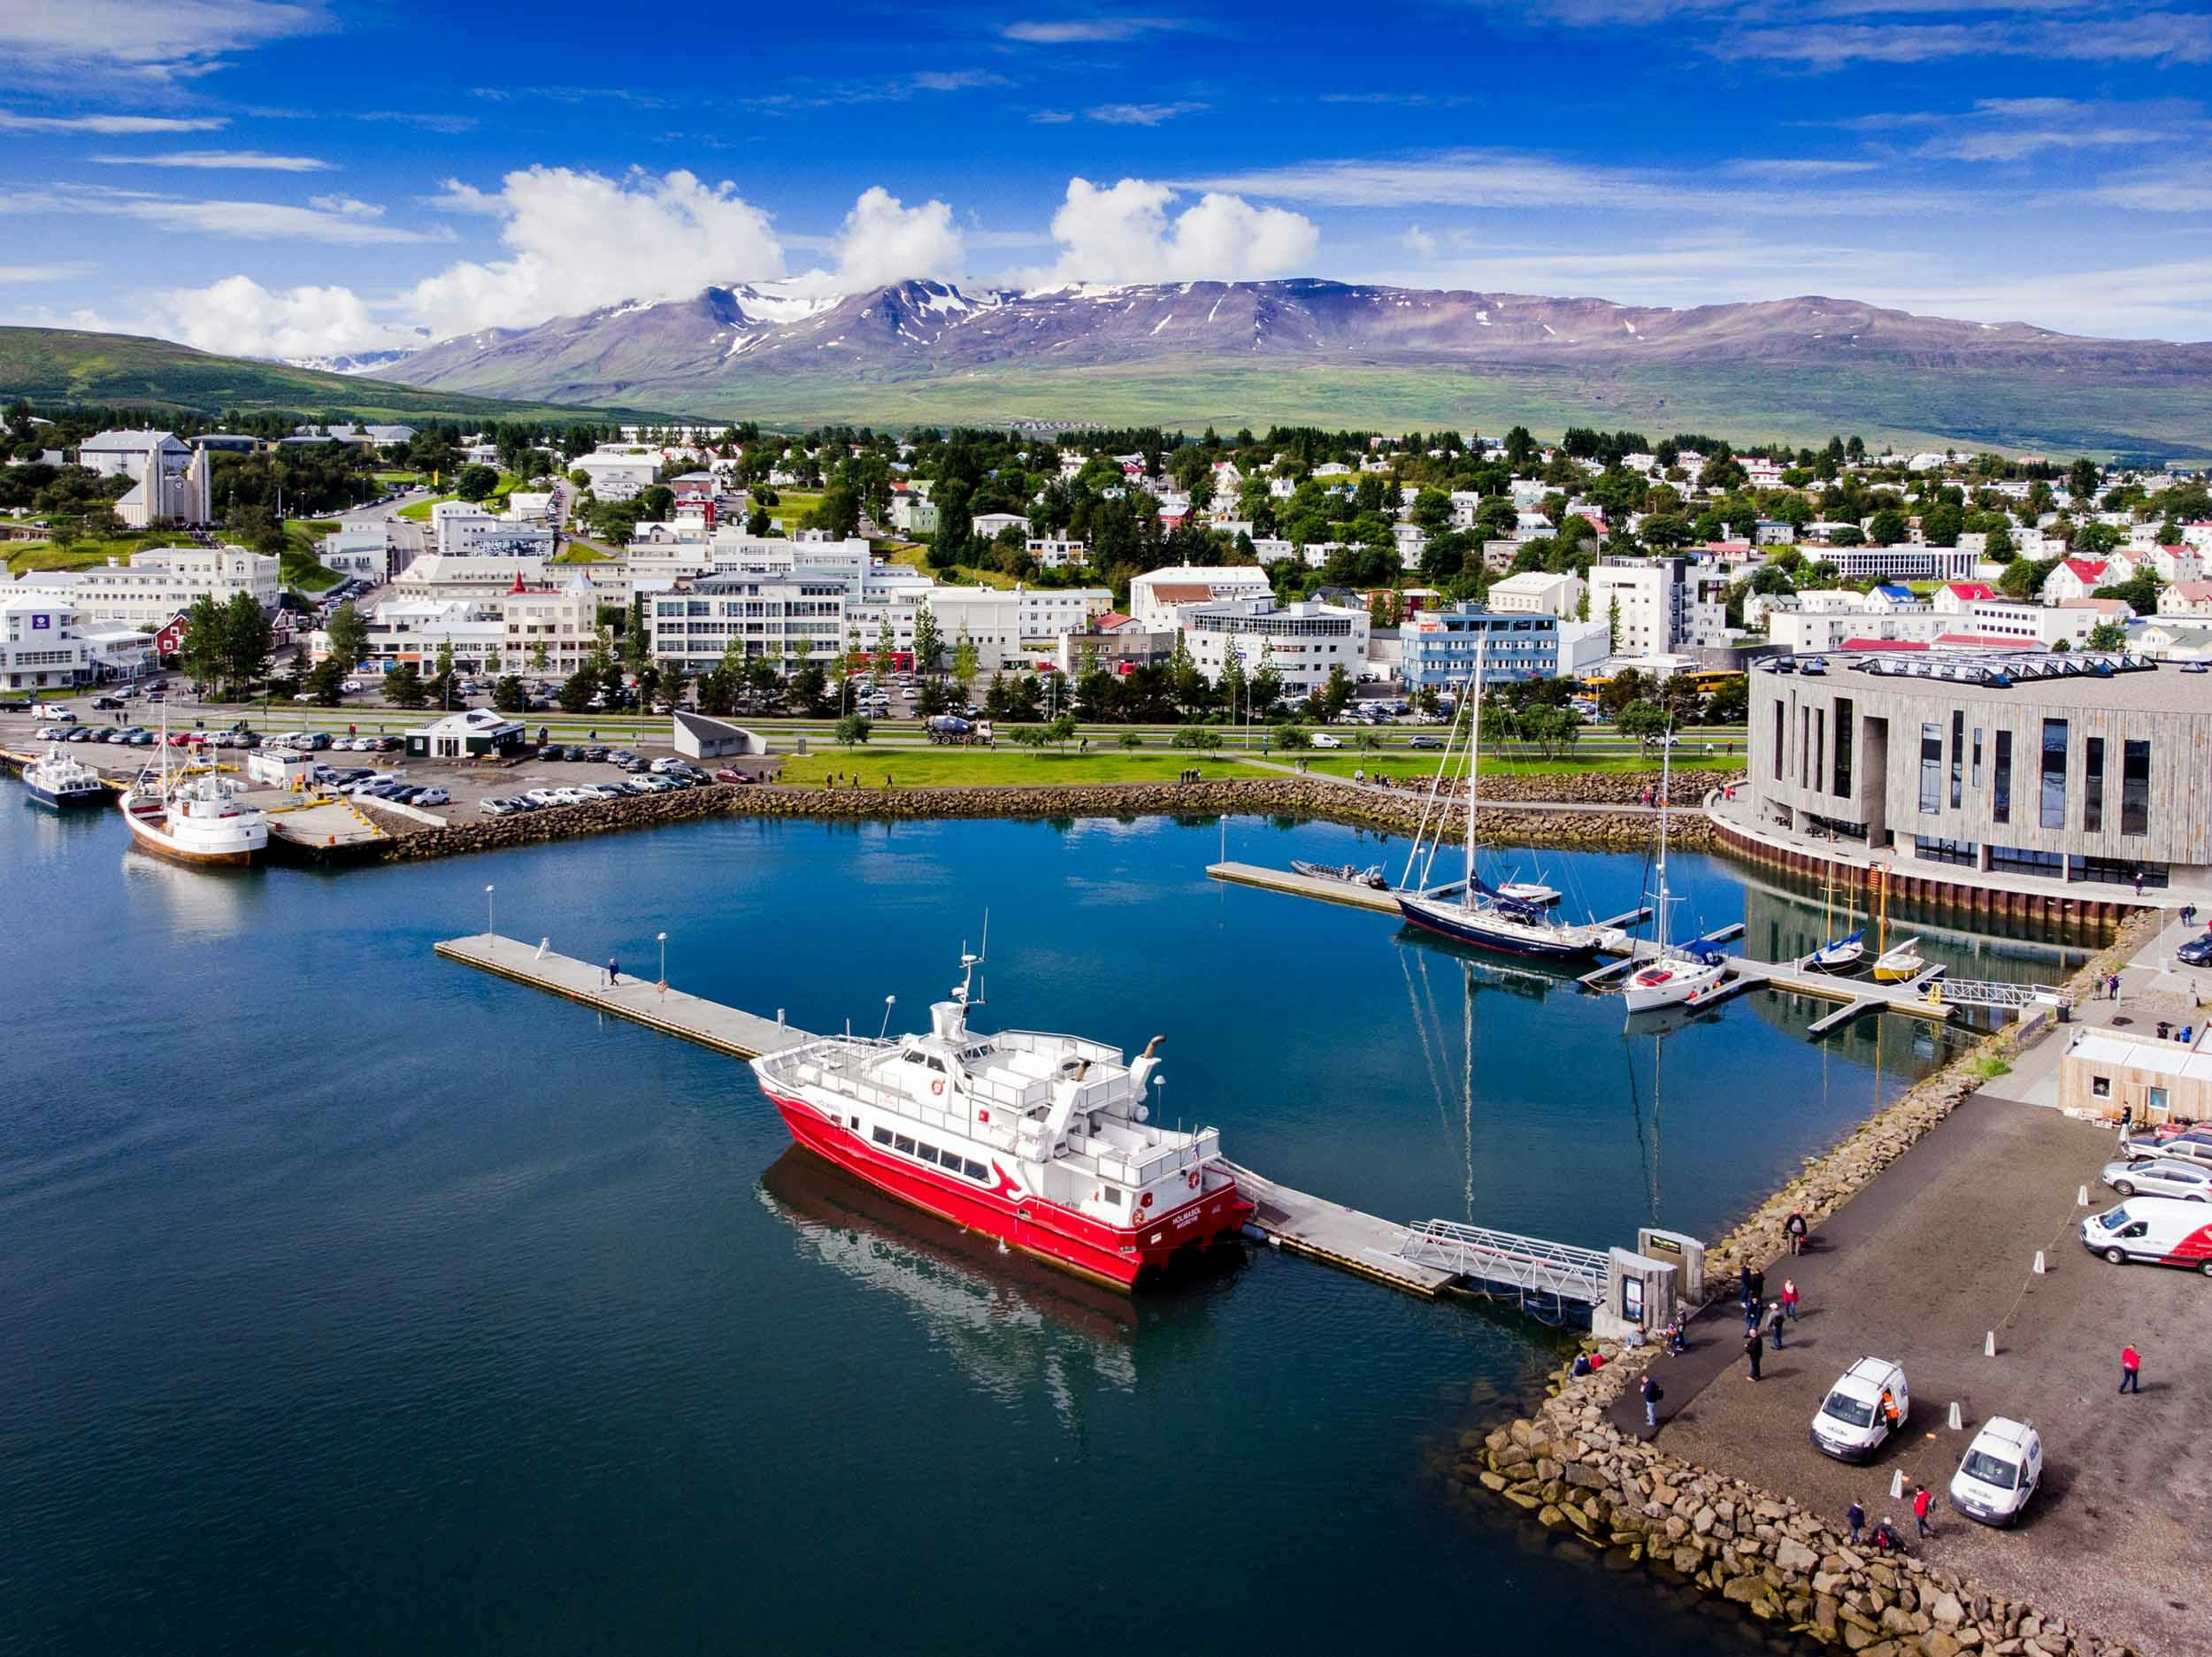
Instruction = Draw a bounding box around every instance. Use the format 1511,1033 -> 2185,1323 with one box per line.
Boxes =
1397,1220 -> 1610,1322
1919,978 -> 2070,1011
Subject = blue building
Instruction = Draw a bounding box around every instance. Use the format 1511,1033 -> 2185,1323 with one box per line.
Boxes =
1402,604 -> 1560,688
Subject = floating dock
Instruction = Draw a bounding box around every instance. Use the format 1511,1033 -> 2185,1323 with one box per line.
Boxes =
1217,1158 -> 1455,1297
434,934 -> 812,1057
1206,862 -> 1650,934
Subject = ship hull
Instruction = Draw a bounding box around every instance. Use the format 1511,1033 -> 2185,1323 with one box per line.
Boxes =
120,795 -> 265,867
764,1089 -> 1252,1291
26,780 -> 104,810
1397,895 -> 1600,961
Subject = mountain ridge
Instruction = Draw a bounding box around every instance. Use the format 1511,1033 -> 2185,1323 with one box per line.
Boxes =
370,278 -> 2212,455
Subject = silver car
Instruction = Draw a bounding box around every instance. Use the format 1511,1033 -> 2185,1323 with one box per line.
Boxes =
2102,1156 -> 2212,1201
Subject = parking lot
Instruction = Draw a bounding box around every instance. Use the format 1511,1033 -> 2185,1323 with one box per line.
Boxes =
1649,1092 -> 2211,1657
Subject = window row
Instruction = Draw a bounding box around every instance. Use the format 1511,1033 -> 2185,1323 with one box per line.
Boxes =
870,1124 -> 991,1184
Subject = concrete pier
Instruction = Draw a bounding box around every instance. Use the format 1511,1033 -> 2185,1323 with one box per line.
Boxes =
1217,1157 -> 1455,1297
434,933 -> 811,1057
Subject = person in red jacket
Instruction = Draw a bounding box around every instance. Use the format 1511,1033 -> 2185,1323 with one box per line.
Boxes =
1913,1483 -> 1936,1538
2119,1342 -> 2142,1394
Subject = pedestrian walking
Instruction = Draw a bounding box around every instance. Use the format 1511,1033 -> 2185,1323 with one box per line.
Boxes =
1769,1300 -> 1786,1350
1782,1277 -> 1800,1321
1847,1500 -> 1866,1547
1743,1328 -> 1763,1381
1913,1484 -> 1935,1538
1739,1264 -> 1755,1306
1747,1266 -> 1765,1306
1641,1372 -> 1662,1430
2119,1342 -> 2141,1393
1786,1210 -> 1808,1255
607,956 -> 619,987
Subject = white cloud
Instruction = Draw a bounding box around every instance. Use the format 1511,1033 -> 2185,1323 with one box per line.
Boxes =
308,194 -> 383,217
817,187 -> 964,289
403,165 -> 786,336
0,109 -> 226,132
1085,101 -> 1207,125
1002,17 -> 1186,42
0,183 -> 439,244
0,0 -> 325,78
1023,177 -> 1318,286
1028,110 -> 1075,123
0,262 -> 95,282
1401,224 -> 1439,257
1718,12 -> 2212,66
91,150 -> 334,170
142,272 -> 422,357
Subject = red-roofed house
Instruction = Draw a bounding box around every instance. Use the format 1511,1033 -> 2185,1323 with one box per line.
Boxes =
1932,580 -> 1995,612
2041,558 -> 2109,604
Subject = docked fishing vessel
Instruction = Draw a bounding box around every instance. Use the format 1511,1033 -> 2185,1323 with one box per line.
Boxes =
21,744 -> 107,810
1622,738 -> 1730,1015
750,946 -> 1254,1290
119,719 -> 266,867
1290,859 -> 1386,889
1395,644 -> 1605,962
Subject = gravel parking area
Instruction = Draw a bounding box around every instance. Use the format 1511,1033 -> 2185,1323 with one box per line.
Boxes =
1652,1093 -> 2211,1657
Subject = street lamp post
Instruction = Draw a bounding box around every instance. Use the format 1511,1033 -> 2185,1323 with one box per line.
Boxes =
485,884 -> 495,940
657,930 -> 668,986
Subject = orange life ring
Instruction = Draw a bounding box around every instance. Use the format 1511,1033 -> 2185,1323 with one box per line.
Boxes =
1187,1170 -> 1201,1190
929,1078 -> 944,1096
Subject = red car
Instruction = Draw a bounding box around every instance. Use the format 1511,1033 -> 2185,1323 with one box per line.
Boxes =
712,768 -> 753,784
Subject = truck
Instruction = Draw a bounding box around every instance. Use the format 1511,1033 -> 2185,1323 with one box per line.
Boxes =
927,715 -> 995,747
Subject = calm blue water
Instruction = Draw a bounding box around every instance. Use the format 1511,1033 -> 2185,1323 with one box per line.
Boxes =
0,798 -> 2078,1655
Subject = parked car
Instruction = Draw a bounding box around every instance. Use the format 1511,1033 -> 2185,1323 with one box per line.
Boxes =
1949,1417 -> 2043,1528
2104,1156 -> 2212,1201
34,703 -> 73,720
2080,1196 -> 2212,1272
2122,1130 -> 2212,1170
524,789 -> 563,807
649,756 -> 682,774
2177,933 -> 2212,968
582,746 -> 610,763
1310,733 -> 1343,748
92,695 -> 125,711
1809,1358 -> 1909,1461
1407,734 -> 1444,749
480,797 -> 515,817
712,768 -> 751,783
412,787 -> 450,808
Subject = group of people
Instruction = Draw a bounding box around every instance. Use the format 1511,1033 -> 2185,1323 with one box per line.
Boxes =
1736,1265 -> 1803,1380
1845,1496 -> 1924,1554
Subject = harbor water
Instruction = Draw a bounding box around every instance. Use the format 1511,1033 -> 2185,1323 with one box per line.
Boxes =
0,799 -> 2085,1654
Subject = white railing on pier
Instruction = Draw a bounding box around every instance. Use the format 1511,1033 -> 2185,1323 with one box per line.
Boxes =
1397,1219 -> 1610,1304
1921,978 -> 2070,1010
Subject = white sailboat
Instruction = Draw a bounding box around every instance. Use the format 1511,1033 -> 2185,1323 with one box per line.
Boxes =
1622,733 -> 1730,1015
1809,870 -> 1865,972
1870,868 -> 1925,983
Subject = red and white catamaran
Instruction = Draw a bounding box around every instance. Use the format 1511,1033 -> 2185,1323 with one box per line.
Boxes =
751,946 -> 1253,1290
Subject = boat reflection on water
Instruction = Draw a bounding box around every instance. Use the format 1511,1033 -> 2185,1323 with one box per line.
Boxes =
1394,924 -> 1577,1001
756,1148 -> 1235,1410
119,840 -> 258,932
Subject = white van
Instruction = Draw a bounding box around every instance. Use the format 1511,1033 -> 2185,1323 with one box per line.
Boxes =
1949,1416 -> 2043,1527
2081,1197 -> 2212,1274
1809,1357 -> 1909,1462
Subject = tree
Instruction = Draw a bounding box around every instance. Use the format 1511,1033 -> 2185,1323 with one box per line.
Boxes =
434,638 -> 456,683
307,657 -> 347,706
1867,509 -> 1909,547
833,713 -> 872,748
1521,702 -> 1580,758
557,667 -> 599,712
875,616 -> 897,673
324,600 -> 369,670
791,664 -> 831,717
910,600 -> 944,678
1616,699 -> 1671,755
178,593 -> 229,693
454,464 -> 500,502
1983,523 -> 2015,562
949,625 -> 979,696
2085,619 -> 2129,651
1165,631 -> 1207,717
221,591 -> 273,695
530,640 -> 550,673
383,663 -> 426,708
492,674 -> 526,712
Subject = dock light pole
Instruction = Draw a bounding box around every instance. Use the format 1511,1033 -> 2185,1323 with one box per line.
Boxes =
878,994 -> 897,1040
486,884 -> 495,940
657,930 -> 667,986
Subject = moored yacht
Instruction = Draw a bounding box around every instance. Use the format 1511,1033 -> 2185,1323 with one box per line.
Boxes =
1621,735 -> 1731,1015
750,947 -> 1254,1290
22,744 -> 107,810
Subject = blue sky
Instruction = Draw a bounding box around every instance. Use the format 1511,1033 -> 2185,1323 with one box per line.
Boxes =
3,0 -> 2208,358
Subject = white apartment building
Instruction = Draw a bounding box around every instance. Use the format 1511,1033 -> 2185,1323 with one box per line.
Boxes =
1589,557 -> 1726,655
1128,564 -> 1273,631
572,449 -> 662,499
1179,598 -> 1371,701
1,594 -> 93,689
14,545 -> 279,628
1486,570 -> 1586,620
319,525 -> 393,584
1026,538 -> 1087,570
430,502 -> 556,559
392,551 -> 553,600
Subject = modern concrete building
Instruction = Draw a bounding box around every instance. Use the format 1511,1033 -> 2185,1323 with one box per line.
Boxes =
1590,556 -> 1726,656
0,594 -> 93,689
1128,564 -> 1273,632
1486,571 -> 1585,620
1179,597 -> 1370,701
1401,604 -> 1561,687
319,525 -> 393,584
1744,650 -> 2206,889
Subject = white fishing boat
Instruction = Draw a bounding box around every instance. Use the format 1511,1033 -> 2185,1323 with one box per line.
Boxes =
1622,735 -> 1730,1015
1396,644 -> 1605,963
119,710 -> 266,868
21,744 -> 107,810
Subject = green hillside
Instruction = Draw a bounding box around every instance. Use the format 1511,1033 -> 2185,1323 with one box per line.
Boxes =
0,327 -> 668,424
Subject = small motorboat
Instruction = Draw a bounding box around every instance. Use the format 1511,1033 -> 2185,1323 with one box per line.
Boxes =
1809,930 -> 1865,972
1496,878 -> 1561,906
1292,860 -> 1387,890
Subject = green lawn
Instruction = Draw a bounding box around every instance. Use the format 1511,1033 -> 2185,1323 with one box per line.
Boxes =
1278,751 -> 1747,779
5,531 -> 175,573
767,490 -> 826,531
280,520 -> 344,591
552,544 -> 611,563
373,471 -> 426,487
397,493 -> 457,521
882,541 -> 1019,590
776,748 -> 1248,786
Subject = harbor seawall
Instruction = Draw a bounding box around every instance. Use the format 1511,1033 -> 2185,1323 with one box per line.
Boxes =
373,771 -> 1738,863
1455,910 -> 2161,1657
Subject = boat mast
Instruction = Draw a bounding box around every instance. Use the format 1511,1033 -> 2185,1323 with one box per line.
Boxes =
1653,722 -> 1672,955
1463,635 -> 1486,902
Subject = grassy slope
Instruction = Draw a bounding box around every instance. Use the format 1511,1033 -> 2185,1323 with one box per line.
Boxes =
0,326 -> 669,423
280,520 -> 344,590
5,531 -> 174,573
675,357 -> 2212,458
773,747 -> 1738,786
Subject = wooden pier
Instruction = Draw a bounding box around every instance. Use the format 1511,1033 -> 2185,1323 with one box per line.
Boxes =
1579,940 -> 1954,1038
1217,1158 -> 1456,1297
434,934 -> 811,1057
1207,861 -> 1651,935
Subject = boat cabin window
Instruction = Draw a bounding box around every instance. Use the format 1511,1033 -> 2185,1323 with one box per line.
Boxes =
964,1159 -> 987,1181
1100,1184 -> 1123,1206
895,1135 -> 915,1155
873,1126 -> 893,1147
902,1051 -> 926,1065
925,1057 -> 947,1073
916,1144 -> 939,1164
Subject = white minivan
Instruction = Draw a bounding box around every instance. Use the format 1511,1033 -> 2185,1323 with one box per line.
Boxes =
2081,1196 -> 2212,1274
1949,1416 -> 2043,1527
1810,1357 -> 1910,1461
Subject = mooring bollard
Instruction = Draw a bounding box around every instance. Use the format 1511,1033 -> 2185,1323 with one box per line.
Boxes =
1985,1331 -> 1997,1357
1948,1401 -> 1962,1430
